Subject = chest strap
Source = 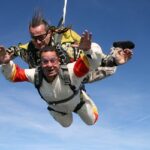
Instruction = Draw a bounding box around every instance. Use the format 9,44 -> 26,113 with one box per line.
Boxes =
46,88 -> 79,106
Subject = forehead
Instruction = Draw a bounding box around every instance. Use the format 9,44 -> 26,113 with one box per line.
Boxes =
30,24 -> 47,35
41,50 -> 58,57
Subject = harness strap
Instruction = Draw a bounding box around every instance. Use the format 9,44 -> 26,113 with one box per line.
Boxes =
55,44 -> 70,64
34,67 -> 43,87
47,100 -> 85,115
34,66 -> 80,105
73,101 -> 85,113
47,106 -> 67,115
34,65 -> 85,113
34,66 -> 45,100
47,89 -> 79,106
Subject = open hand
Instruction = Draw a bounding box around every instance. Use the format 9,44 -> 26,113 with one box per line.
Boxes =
79,30 -> 92,51
0,45 -> 11,64
115,48 -> 133,65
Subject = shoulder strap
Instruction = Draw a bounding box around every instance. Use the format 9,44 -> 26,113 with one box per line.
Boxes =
60,64 -> 71,84
60,65 -> 79,93
53,26 -> 70,45
51,25 -> 70,65
34,66 -> 45,99
34,66 -> 43,88
55,44 -> 70,64
46,65 -> 80,105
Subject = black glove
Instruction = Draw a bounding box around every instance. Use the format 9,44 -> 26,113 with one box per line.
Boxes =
113,41 -> 135,49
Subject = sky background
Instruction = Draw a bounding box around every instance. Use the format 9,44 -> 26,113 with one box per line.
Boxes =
0,0 -> 150,150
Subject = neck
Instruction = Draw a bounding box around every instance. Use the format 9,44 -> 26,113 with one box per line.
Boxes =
44,75 -> 57,83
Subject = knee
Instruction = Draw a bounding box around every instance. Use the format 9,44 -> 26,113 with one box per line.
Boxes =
78,103 -> 99,125
59,120 -> 72,128
85,113 -> 99,125
56,114 -> 73,128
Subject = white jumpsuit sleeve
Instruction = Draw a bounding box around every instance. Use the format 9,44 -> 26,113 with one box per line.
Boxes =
1,60 -> 35,83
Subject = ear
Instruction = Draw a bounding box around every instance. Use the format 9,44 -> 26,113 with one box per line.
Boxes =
58,58 -> 61,65
48,29 -> 52,34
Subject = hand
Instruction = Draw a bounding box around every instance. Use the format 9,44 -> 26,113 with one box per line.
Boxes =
0,45 -> 6,56
114,48 -> 133,65
79,30 -> 92,51
0,45 -> 11,64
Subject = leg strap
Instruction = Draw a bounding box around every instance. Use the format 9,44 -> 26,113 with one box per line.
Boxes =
47,106 -> 67,115
74,101 -> 85,113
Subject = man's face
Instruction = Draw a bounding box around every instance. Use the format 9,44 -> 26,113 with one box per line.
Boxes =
30,24 -> 52,49
41,51 -> 60,82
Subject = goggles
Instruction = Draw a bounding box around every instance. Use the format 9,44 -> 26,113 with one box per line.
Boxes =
41,57 -> 58,65
31,31 -> 48,42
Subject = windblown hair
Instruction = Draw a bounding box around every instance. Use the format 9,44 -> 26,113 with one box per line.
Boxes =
29,9 -> 50,31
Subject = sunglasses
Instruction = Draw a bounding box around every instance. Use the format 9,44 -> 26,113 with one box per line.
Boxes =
31,32 -> 48,42
41,57 -> 58,65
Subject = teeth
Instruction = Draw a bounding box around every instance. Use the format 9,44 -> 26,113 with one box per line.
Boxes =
48,70 -> 53,72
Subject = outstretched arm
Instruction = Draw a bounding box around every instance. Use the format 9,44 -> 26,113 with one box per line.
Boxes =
83,41 -> 135,83
101,41 -> 135,67
73,30 -> 101,77
0,47 -> 35,83
0,43 -> 30,65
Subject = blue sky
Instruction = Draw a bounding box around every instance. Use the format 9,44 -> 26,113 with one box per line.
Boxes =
0,0 -> 150,150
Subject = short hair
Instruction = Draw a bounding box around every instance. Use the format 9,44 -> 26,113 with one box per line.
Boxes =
29,9 -> 49,32
40,46 -> 59,57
